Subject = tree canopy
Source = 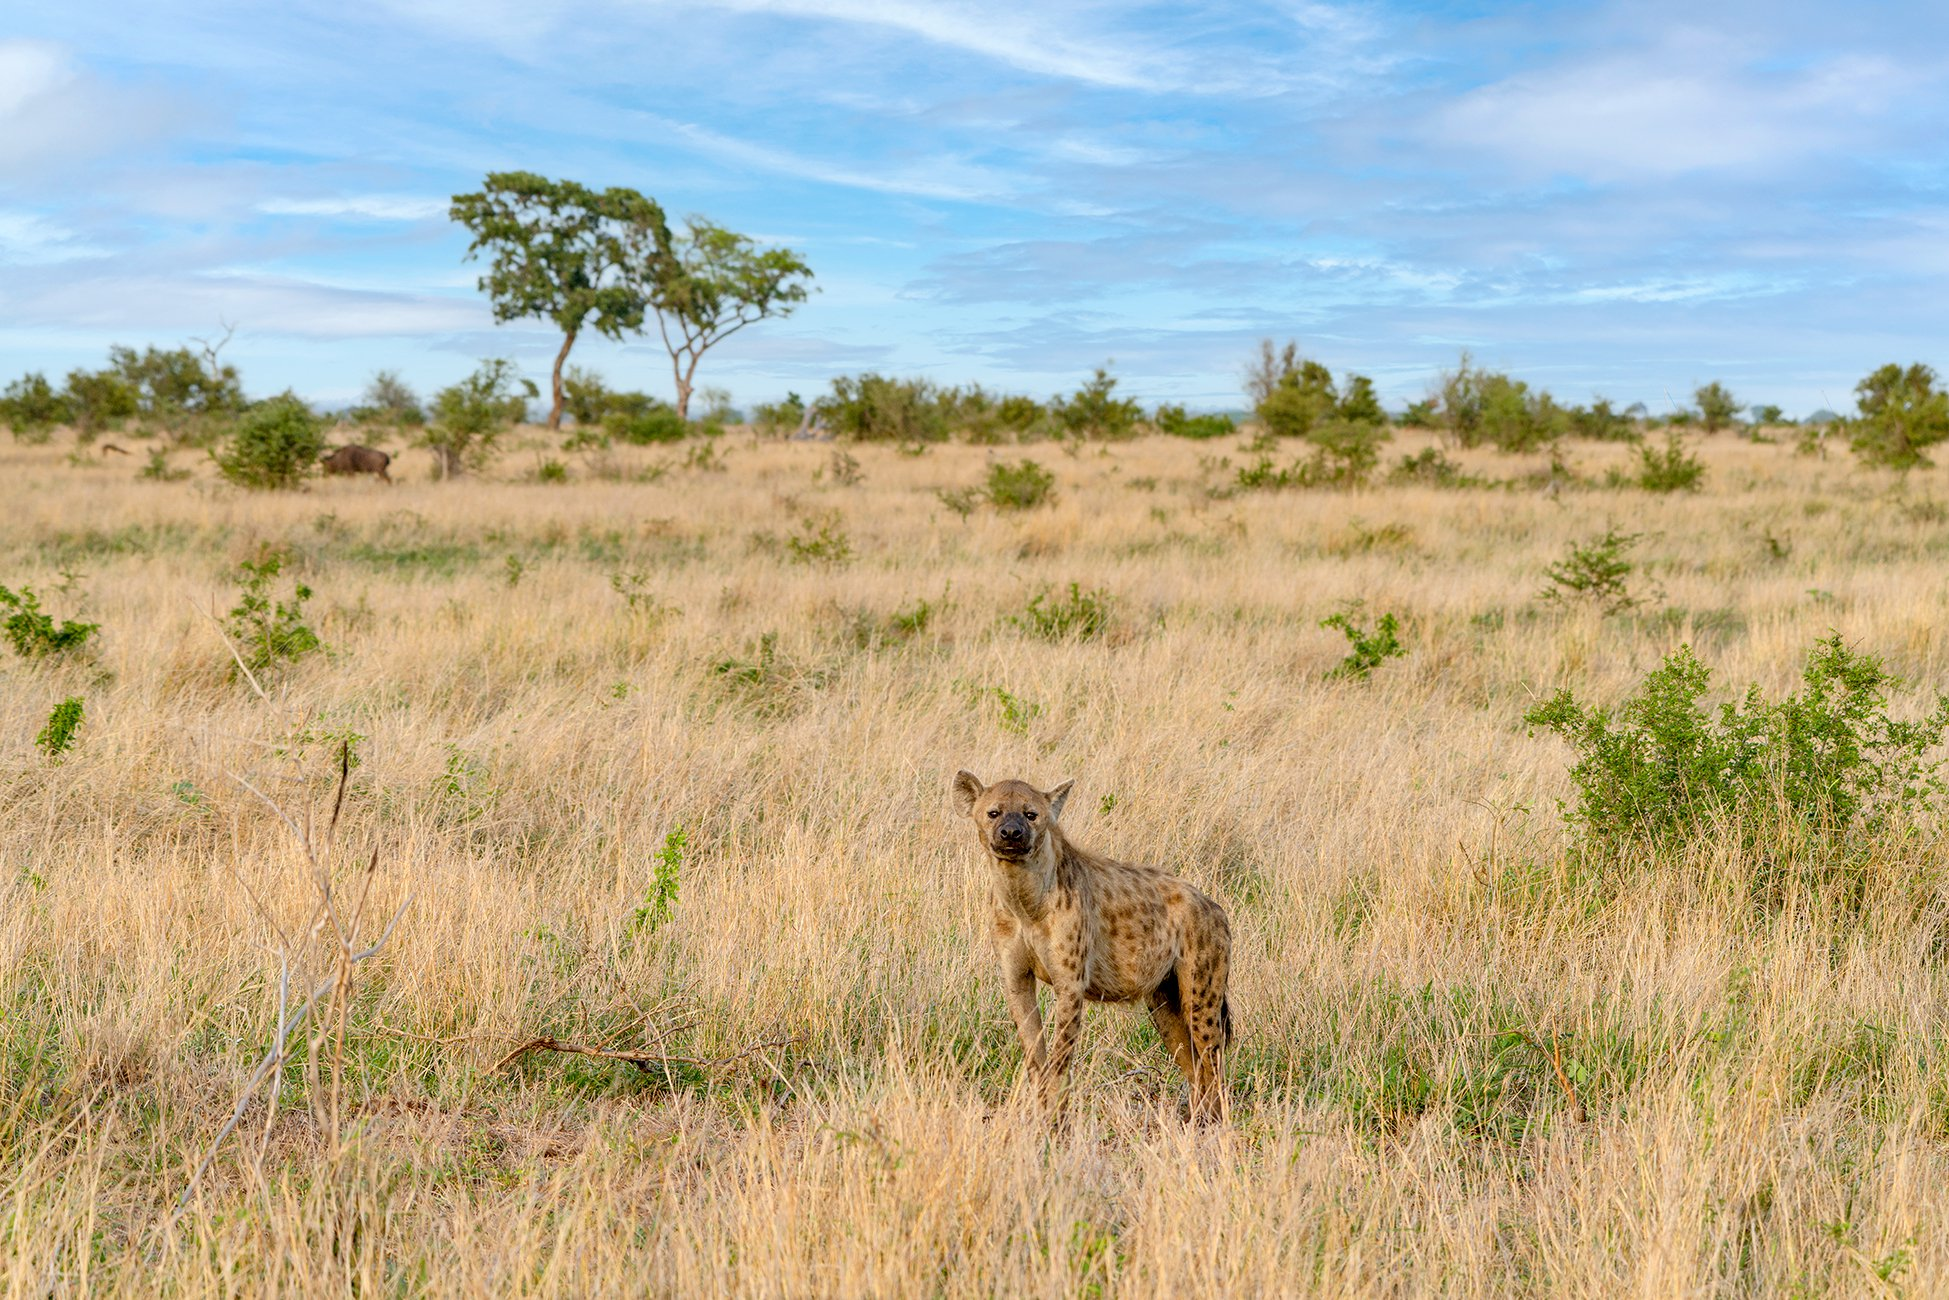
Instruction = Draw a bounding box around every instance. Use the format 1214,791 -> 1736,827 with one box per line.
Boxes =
649,219 -> 813,420
450,173 -> 671,429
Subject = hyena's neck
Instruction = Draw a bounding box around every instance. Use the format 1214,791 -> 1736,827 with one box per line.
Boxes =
991,835 -> 1063,921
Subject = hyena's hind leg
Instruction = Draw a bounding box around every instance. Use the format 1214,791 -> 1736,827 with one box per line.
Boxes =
1147,970 -> 1200,1106
1175,942 -> 1232,1124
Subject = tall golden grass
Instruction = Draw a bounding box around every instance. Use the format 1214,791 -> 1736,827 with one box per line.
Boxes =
4,426 -> 1948,1295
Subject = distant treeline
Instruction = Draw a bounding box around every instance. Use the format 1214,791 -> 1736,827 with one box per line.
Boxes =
3,339 -> 1946,480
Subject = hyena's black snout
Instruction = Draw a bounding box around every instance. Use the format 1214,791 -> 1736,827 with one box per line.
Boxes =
993,813 -> 1032,853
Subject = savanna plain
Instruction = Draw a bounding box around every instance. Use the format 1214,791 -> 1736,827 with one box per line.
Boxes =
7,427 -> 1949,1297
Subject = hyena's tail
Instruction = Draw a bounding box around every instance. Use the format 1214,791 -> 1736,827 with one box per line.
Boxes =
1219,997 -> 1234,1047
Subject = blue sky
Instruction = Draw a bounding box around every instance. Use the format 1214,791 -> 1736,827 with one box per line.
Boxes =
2,1 -> 1945,416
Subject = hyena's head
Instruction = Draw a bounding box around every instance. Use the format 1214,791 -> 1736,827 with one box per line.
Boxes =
952,771 -> 1073,861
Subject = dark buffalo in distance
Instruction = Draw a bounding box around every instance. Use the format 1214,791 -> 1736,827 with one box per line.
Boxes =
321,445 -> 392,482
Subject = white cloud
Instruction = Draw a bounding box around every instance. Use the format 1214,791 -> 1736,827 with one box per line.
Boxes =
0,38 -> 196,178
258,195 -> 450,221
0,211 -> 108,265
641,114 -> 1013,202
1433,34 -> 1913,181
7,269 -> 485,339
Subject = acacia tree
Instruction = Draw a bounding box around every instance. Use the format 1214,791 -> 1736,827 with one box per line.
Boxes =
450,173 -> 671,429
647,219 -> 813,420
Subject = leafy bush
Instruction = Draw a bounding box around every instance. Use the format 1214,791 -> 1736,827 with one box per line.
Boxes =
35,697 -> 84,760
1569,398 -> 1636,441
628,827 -> 685,940
0,372 -> 73,440
225,555 -> 322,676
0,585 -> 98,657
61,367 -> 138,441
1052,366 -> 1141,440
349,370 -> 425,427
1436,353 -> 1564,451
1636,433 -> 1706,493
1254,344 -> 1338,439
984,459 -> 1056,510
1389,447 -> 1481,487
751,391 -> 807,436
1848,363 -> 1949,470
1011,583 -> 1113,641
214,393 -> 327,490
1400,399 -> 1438,428
1694,382 -> 1739,433
1336,375 -> 1387,426
107,343 -> 245,440
606,404 -> 686,444
1525,637 -> 1949,858
784,512 -> 853,566
1154,404 -> 1235,439
1539,529 -> 1648,613
1751,404 -> 1786,426
823,374 -> 953,443
426,359 -> 535,475
1320,606 -> 1405,679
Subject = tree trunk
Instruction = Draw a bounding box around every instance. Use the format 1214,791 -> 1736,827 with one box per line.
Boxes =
548,330 -> 577,430
673,374 -> 692,422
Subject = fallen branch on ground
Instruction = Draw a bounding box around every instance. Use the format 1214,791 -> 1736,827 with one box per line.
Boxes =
493,1034 -> 798,1075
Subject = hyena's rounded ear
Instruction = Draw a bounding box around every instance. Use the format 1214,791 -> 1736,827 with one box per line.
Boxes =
1045,780 -> 1075,820
952,770 -> 985,817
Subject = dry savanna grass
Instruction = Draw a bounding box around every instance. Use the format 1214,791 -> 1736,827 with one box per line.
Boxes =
5,425 -> 1949,1296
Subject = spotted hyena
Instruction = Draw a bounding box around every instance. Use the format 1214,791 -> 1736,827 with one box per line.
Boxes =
951,771 -> 1234,1121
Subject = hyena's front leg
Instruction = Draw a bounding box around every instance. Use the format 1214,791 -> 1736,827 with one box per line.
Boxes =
1000,939 -> 1047,1083
1040,987 -> 1087,1111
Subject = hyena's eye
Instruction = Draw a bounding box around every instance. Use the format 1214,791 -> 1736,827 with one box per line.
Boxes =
987,808 -> 1000,818
1024,810 -> 1037,820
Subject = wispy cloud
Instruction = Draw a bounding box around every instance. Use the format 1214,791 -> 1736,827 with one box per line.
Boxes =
258,195 -> 450,221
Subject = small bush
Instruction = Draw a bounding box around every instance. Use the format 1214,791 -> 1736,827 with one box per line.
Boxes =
35,697 -> 85,760
1052,365 -> 1142,440
1320,606 -> 1405,680
1636,433 -> 1706,493
1389,447 -> 1480,487
349,370 -> 425,428
823,374 -> 953,443
1011,582 -> 1113,641
628,826 -> 685,940
1569,398 -> 1637,441
0,585 -> 98,657
0,372 -> 73,440
985,459 -> 1057,511
1155,404 -> 1235,439
751,391 -> 807,436
425,359 -> 535,476
1435,352 -> 1564,451
1525,637 -> 1949,861
1848,363 -> 1949,471
785,512 -> 854,567
1539,529 -> 1648,614
225,555 -> 322,677
214,393 -> 328,490
1694,382 -> 1739,433
62,367 -> 138,439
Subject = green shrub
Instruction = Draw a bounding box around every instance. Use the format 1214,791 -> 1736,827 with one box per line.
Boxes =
224,555 -> 322,676
1154,404 -> 1235,439
349,370 -> 425,428
1052,366 -> 1141,440
985,459 -> 1056,510
1320,606 -> 1405,679
784,512 -> 853,567
107,343 -> 245,441
1848,363 -> 1949,470
1694,382 -> 1739,433
751,391 -> 807,436
1336,375 -> 1387,426
426,359 -> 535,475
0,372 -> 73,440
1525,637 -> 1949,858
1389,447 -> 1480,487
0,585 -> 98,657
1569,398 -> 1636,441
62,367 -> 138,439
1011,583 -> 1112,641
628,827 -> 685,940
213,393 -> 327,490
35,697 -> 84,760
1636,433 -> 1706,493
1256,359 -> 1337,439
1400,399 -> 1438,428
1436,353 -> 1564,451
823,374 -> 953,443
606,405 -> 686,444
1539,529 -> 1647,613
